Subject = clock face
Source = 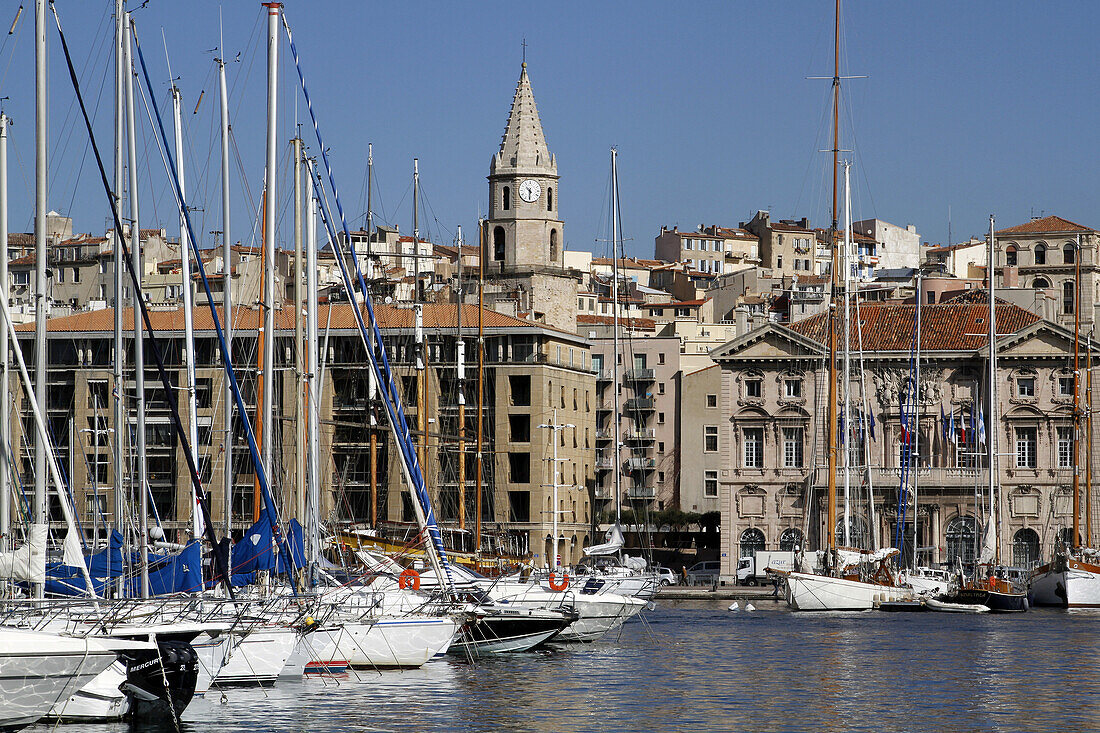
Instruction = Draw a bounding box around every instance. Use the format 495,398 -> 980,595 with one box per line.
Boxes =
519,179 -> 541,203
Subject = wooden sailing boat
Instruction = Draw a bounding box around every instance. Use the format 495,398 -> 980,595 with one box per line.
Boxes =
940,216 -> 1028,613
781,3 -> 912,609
1031,230 -> 1100,607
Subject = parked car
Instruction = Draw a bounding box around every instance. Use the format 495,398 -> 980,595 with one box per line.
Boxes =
686,561 -> 721,586
654,566 -> 677,586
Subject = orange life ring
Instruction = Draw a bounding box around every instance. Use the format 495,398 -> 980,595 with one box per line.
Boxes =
548,572 -> 569,591
398,568 -> 421,590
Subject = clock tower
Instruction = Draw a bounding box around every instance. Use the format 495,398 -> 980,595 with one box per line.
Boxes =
487,62 -> 565,271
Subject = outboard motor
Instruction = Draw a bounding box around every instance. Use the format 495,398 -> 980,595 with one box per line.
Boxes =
118,638 -> 199,725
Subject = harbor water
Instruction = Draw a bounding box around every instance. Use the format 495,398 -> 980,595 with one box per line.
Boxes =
33,600 -> 1100,732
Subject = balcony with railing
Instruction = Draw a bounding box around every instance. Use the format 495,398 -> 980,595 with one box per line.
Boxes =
596,368 -> 614,383
624,368 -> 655,382
624,427 -> 656,442
624,396 -> 655,411
624,457 -> 656,472
596,399 -> 615,413
811,466 -> 980,489
628,486 -> 656,499
595,456 -> 614,471
595,427 -> 614,441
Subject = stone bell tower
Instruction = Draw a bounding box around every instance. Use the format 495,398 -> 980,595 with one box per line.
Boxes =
486,62 -> 565,271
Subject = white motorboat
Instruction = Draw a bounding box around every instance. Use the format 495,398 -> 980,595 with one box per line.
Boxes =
0,628 -> 136,731
306,615 -> 460,669
202,626 -> 298,686
900,566 -> 954,597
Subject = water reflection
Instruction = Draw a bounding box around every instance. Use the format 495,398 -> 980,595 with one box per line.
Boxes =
28,602 -> 1100,733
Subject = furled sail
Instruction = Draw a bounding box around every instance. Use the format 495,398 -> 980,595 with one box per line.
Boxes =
0,524 -> 47,584
584,523 -> 625,557
977,515 -> 997,565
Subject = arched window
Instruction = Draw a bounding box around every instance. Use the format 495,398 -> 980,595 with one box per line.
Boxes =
1012,528 -> 1040,568
739,528 -> 766,560
502,185 -> 511,211
547,187 -> 553,212
945,515 -> 979,568
779,527 -> 804,552
1005,245 -> 1017,266
493,226 -> 506,261
550,229 -> 559,261
1033,276 -> 1051,290
1064,242 -> 1076,264
1034,243 -> 1046,265
835,516 -> 869,549
1063,280 -> 1075,314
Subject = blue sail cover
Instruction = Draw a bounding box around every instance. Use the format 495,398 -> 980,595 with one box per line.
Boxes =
231,518 -> 305,578
127,541 -> 203,596
44,529 -> 125,596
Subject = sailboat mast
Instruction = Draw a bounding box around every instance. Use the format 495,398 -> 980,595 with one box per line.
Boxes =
33,0 -> 48,597
913,259 -> 923,568
610,148 -> 622,524
293,136 -> 305,530
413,159 -> 428,485
113,0 -> 126,552
987,214 -> 1000,564
456,226 -> 466,532
1088,331 -> 1094,548
825,0 -> 841,554
366,144 -> 377,525
123,12 -> 149,597
842,162 -> 851,548
261,2 -> 279,511
172,83 -> 202,539
305,155 -> 320,572
0,112 -> 9,553
217,49 -> 233,539
1073,233 -> 1081,548
476,219 -> 486,554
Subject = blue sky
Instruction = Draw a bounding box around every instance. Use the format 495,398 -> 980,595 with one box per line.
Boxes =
0,1 -> 1097,258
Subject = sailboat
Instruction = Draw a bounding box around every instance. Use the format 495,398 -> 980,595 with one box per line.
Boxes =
937,216 -> 1028,613
779,7 -> 912,609
1030,231 -> 1100,607
781,166 -> 913,611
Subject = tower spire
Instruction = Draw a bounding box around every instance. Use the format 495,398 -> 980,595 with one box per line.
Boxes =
494,62 -> 553,174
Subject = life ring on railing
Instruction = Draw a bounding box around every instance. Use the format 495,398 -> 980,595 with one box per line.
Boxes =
398,568 -> 421,590
548,572 -> 569,591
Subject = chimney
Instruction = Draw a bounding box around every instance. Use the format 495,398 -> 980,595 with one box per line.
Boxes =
736,304 -> 749,336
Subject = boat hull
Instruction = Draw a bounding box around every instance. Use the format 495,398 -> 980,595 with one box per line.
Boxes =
950,587 -> 1028,613
312,617 -> 459,669
452,611 -> 573,655
1032,560 -> 1100,608
784,572 -> 913,611
0,632 -> 119,732
204,628 -> 297,686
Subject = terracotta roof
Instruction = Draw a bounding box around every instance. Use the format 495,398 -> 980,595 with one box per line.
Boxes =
139,228 -> 164,237
787,302 -> 1039,351
577,314 -> 656,330
8,233 -> 34,245
58,236 -> 107,246
15,303 -> 545,334
644,299 -> 708,308
996,215 -> 1093,236
9,255 -> 34,267
795,275 -> 828,285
